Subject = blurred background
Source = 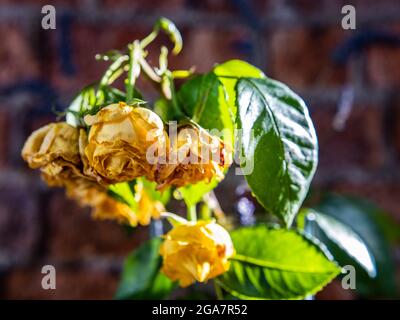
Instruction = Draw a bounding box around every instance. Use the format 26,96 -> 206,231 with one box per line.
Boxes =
0,0 -> 400,299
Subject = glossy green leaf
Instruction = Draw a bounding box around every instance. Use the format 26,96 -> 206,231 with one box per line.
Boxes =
298,208 -> 376,277
108,181 -> 137,210
177,72 -> 233,145
115,238 -> 176,300
66,84 -> 97,127
314,194 -> 398,298
236,77 -> 318,226
108,178 -> 170,210
65,84 -> 128,127
217,225 -> 340,300
154,98 -> 177,122
213,59 -> 265,118
140,177 -> 170,205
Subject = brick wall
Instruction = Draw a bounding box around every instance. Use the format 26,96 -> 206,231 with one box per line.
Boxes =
0,0 -> 399,299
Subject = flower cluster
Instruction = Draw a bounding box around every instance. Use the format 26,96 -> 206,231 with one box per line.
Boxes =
21,102 -> 231,228
22,101 -> 235,287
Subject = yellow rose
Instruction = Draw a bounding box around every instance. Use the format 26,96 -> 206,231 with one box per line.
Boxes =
22,122 -> 80,169
159,220 -> 235,287
65,178 -> 139,226
21,122 -> 90,187
84,102 -> 168,184
65,178 -> 164,227
134,180 -> 165,226
154,125 -> 232,190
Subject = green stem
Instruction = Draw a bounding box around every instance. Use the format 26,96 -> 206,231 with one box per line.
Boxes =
126,41 -> 141,101
187,204 -> 197,222
140,29 -> 158,49
167,74 -> 185,120
214,281 -> 223,300
99,55 -> 129,87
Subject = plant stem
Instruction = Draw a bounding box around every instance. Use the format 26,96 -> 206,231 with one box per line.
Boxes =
214,281 -> 223,300
166,73 -> 185,120
126,41 -> 141,101
187,204 -> 197,222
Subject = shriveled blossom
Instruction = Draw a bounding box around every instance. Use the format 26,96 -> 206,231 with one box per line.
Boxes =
154,124 -> 232,190
64,178 -> 139,227
159,220 -> 235,287
21,122 -> 90,187
134,181 -> 165,226
83,102 -> 168,184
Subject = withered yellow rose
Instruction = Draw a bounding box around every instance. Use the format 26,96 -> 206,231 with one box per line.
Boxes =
154,125 -> 232,190
160,220 -> 235,287
134,181 -> 165,226
22,122 -> 80,169
65,178 -> 139,226
65,178 -> 164,227
84,102 -> 168,184
21,122 -> 90,187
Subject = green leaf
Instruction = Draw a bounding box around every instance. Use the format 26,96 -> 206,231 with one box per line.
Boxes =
213,59 -> 265,119
66,84 -> 98,127
236,77 -> 318,226
177,72 -> 233,145
313,194 -> 398,298
298,208 -> 376,277
217,225 -> 340,300
140,177 -> 170,205
65,84 -> 130,127
108,181 -> 137,210
99,54 -> 129,87
115,238 -> 176,300
108,178 -> 170,210
178,179 -> 219,207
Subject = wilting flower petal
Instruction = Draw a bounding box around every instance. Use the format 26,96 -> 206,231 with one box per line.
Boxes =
84,102 -> 168,184
21,122 -> 93,186
154,124 -> 232,189
65,178 -> 139,226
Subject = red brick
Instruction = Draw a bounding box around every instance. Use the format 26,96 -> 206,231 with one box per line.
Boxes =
50,23 -> 250,98
316,279 -> 357,300
47,191 -> 148,259
312,106 -> 386,171
4,266 -> 118,299
48,23 -> 149,95
0,23 -> 40,86
367,46 -> 400,89
183,0 -> 237,13
0,186 -> 40,263
0,110 -> 9,167
269,26 -> 347,90
102,0 -> 185,11
170,26 -> 251,73
0,0 -> 78,4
